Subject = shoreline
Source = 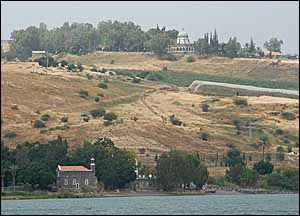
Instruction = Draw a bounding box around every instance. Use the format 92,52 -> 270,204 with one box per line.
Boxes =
1,189 -> 298,200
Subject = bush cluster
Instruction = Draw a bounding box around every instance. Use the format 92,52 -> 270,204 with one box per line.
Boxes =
233,97 -> 248,106
98,82 -> 108,89
90,108 -> 106,118
33,120 -> 46,128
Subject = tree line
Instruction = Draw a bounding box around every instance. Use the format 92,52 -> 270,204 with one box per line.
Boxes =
1,137 -> 298,192
3,20 -> 284,60
1,137 -> 208,192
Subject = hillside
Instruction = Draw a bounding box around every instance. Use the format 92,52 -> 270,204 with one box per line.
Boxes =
58,51 -> 299,85
1,60 -> 299,173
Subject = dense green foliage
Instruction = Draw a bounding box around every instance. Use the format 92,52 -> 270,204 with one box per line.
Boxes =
33,120 -> 46,128
90,108 -> 106,118
6,19 -> 284,60
34,56 -> 57,67
1,137 -> 136,190
276,146 -> 285,161
266,169 -> 299,191
253,160 -> 273,175
233,97 -> 248,106
114,69 -> 299,90
40,114 -> 51,121
67,138 -> 136,189
79,89 -> 89,99
103,112 -> 118,121
225,147 -> 259,186
281,112 -> 296,120
156,150 -> 208,191
264,38 -> 283,52
4,131 -> 17,139
169,114 -> 182,126
8,21 -> 178,59
97,82 -> 108,89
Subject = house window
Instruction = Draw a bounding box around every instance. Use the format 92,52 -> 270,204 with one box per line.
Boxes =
85,179 -> 89,185
64,179 -> 68,185
73,179 -> 76,185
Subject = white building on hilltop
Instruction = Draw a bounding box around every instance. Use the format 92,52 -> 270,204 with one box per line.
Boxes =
168,30 -> 195,54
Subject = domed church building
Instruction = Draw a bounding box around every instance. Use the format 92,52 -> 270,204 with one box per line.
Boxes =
168,29 -> 195,54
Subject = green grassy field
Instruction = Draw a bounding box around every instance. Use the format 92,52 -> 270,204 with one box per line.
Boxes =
114,69 -> 299,90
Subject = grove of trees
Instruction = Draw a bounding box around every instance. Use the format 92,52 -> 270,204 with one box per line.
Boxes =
2,20 -> 284,61
156,150 -> 208,191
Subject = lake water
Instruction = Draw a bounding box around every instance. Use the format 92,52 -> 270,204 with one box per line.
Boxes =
1,194 -> 299,215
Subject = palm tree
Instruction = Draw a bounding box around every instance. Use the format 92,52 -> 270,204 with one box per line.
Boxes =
260,135 -> 270,161
9,165 -> 18,192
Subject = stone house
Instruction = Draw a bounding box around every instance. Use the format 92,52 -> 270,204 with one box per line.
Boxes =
56,158 -> 97,192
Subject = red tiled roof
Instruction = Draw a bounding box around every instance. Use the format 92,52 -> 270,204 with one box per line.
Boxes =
59,165 -> 90,171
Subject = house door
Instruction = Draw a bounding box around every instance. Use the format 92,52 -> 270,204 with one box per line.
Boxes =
76,183 -> 80,190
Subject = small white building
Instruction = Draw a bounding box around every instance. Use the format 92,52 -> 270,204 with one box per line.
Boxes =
32,50 -> 47,59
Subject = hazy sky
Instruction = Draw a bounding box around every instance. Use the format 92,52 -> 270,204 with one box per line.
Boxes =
1,1 -> 299,53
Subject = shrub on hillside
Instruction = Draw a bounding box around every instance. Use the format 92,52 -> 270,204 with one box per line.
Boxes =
33,120 -> 46,128
233,97 -> 248,106
94,97 -> 100,102
253,160 -> 273,175
137,71 -> 150,79
146,73 -> 163,81
4,131 -> 17,138
1,51 -> 17,61
86,74 -> 93,80
266,169 -> 299,191
41,114 -> 51,121
162,66 -> 168,72
281,112 -> 296,120
169,114 -> 182,126
77,63 -> 84,72
91,66 -> 98,72
201,132 -> 209,141
103,120 -> 114,126
233,119 -> 242,135
67,63 -> 77,71
90,108 -> 106,118
60,60 -> 68,67
79,90 -> 89,99
186,56 -> 195,63
202,103 -> 209,112
83,116 -> 90,122
276,146 -> 285,161
61,116 -> 68,123
158,54 -> 177,61
274,128 -> 284,135
132,77 -> 141,83
98,82 -> 108,89
34,56 -> 56,67
110,60 -> 114,64
103,112 -> 118,121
